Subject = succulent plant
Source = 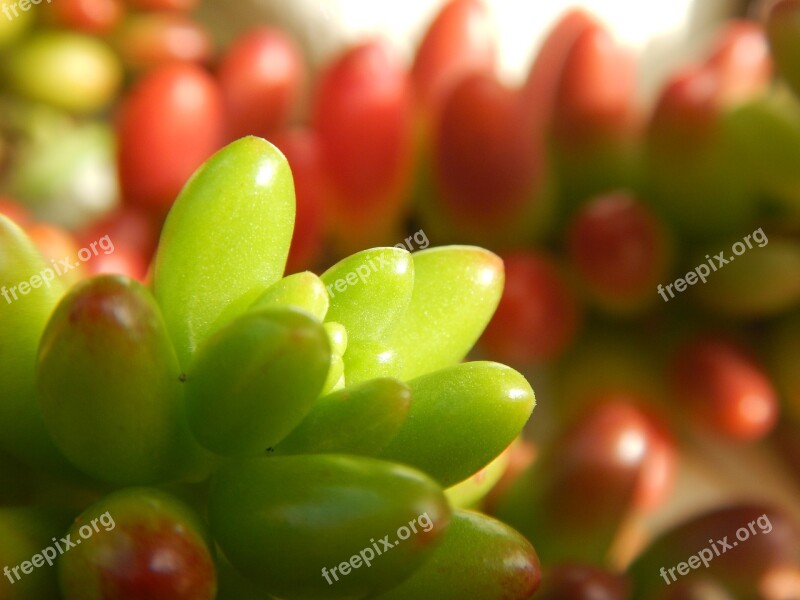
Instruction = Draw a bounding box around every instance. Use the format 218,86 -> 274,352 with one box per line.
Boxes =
0,136 -> 538,599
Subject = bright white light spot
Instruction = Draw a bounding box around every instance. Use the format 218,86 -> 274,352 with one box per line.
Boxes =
377,350 -> 394,364
479,266 -> 498,286
255,162 -> 277,187
617,429 -> 646,464
395,260 -> 409,275
508,387 -> 527,401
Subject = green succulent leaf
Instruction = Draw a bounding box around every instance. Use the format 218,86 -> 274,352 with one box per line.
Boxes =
274,378 -> 411,456
211,271 -> 330,334
445,446 -> 512,509
321,247 -> 414,346
208,454 -> 450,600
343,339 -> 404,385
319,322 -> 348,394
379,361 -> 535,487
153,136 -> 295,367
185,307 -> 330,456
58,487 -> 217,600
0,216 -> 69,473
372,510 -> 540,600
324,322 -> 348,358
384,246 -> 504,381
36,275 -> 208,484
321,353 -> 345,396
250,271 -> 329,320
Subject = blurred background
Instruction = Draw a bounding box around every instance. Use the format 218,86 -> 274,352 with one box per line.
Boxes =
2,0 -> 800,597
200,0 -> 736,95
